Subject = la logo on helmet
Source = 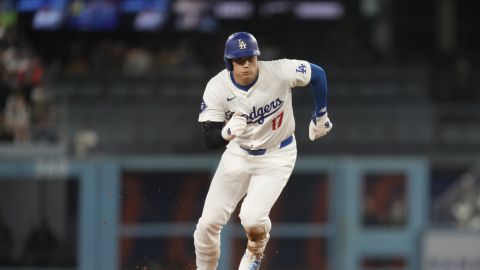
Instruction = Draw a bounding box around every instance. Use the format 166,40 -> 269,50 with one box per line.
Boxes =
238,39 -> 247,49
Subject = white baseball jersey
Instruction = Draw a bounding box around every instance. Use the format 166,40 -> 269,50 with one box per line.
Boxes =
199,59 -> 311,150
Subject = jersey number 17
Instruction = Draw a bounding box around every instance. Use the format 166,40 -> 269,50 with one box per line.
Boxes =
272,111 -> 284,130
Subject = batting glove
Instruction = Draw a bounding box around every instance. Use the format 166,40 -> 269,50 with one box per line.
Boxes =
221,113 -> 247,141
309,113 -> 333,141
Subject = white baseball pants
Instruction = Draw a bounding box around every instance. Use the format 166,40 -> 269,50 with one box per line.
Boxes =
194,137 -> 297,270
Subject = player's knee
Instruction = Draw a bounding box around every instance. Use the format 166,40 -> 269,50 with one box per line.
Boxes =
239,212 -> 266,233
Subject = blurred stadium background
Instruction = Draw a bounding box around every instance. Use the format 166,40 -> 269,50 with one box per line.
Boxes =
0,0 -> 479,269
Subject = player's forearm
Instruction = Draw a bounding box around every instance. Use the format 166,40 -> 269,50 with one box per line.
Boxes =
309,63 -> 328,117
202,121 -> 229,149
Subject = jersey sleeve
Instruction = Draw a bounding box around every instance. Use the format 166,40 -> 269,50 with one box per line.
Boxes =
198,79 -> 226,122
278,59 -> 312,88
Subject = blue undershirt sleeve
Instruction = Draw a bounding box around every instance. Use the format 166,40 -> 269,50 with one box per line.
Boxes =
309,63 -> 328,117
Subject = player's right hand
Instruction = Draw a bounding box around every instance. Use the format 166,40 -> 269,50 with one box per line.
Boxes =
309,113 -> 333,141
221,113 -> 247,141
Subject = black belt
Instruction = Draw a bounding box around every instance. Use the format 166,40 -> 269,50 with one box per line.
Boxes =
241,135 -> 293,156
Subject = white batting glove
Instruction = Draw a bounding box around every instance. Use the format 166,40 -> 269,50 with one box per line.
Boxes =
309,113 -> 333,141
221,113 -> 247,141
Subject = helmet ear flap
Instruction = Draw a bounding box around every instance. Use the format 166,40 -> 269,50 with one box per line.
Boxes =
224,58 -> 233,71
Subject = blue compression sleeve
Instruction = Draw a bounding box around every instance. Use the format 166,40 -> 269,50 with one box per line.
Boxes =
309,63 -> 328,117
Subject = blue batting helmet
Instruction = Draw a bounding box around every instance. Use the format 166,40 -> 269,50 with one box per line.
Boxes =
223,32 -> 261,71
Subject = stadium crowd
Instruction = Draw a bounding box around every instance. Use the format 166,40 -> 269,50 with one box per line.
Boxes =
0,26 -> 57,144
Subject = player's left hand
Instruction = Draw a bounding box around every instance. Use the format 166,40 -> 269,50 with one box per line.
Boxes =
309,113 -> 332,141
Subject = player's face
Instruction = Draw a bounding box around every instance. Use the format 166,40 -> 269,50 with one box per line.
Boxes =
231,56 -> 258,86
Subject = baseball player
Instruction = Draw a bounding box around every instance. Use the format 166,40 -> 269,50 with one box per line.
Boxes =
194,32 -> 332,270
